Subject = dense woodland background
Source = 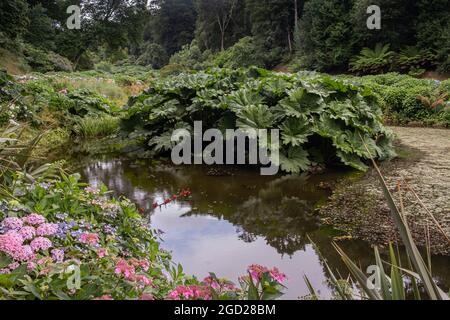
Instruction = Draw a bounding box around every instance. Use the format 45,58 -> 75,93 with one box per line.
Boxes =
0,0 -> 449,75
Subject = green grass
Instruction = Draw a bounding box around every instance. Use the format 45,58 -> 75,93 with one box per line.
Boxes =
73,115 -> 120,138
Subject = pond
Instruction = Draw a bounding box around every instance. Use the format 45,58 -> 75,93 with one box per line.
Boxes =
72,155 -> 450,299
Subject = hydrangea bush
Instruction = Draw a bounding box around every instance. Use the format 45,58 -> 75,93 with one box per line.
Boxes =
0,172 -> 286,300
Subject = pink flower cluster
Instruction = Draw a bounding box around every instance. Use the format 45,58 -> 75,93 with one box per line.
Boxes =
2,217 -> 23,230
0,214 -> 60,273
22,214 -> 46,226
36,223 -> 58,236
114,259 -> 153,289
0,231 -> 34,262
79,232 -> 100,246
167,276 -> 239,300
202,276 -> 237,292
167,285 -> 212,300
247,264 -> 287,283
97,248 -> 108,258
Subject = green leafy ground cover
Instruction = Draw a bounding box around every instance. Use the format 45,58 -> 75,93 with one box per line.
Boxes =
122,68 -> 396,173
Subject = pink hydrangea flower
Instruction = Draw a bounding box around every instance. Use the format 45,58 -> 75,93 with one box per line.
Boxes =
22,214 -> 46,226
202,276 -> 221,289
0,230 -> 34,262
30,237 -> 52,252
18,226 -> 36,240
36,223 -> 58,236
97,248 -> 108,258
269,267 -> 287,283
0,268 -> 10,274
247,264 -> 286,283
2,217 -> 23,230
167,285 -> 212,300
247,264 -> 269,282
137,259 -> 150,272
134,274 -> 152,288
7,262 -> 20,271
114,259 -> 135,279
0,231 -> 25,259
14,245 -> 35,262
79,233 -> 100,246
94,295 -> 114,300
139,293 -> 154,300
27,261 -> 37,271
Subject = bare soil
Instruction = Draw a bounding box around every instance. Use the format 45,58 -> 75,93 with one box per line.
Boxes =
319,126 -> 450,255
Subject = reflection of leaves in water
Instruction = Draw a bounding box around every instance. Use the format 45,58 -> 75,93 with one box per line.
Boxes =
231,195 -> 320,256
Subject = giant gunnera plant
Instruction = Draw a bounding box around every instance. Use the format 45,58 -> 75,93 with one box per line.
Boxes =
121,67 -> 396,173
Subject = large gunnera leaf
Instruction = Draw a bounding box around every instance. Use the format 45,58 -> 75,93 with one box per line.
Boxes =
279,147 -> 311,173
123,68 -> 396,174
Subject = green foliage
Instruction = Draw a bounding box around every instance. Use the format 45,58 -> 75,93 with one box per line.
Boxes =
0,0 -> 29,40
194,0 -> 249,52
357,73 -> 450,126
246,0 -> 295,67
295,0 -> 355,71
0,69 -> 120,129
416,0 -> 450,73
23,44 -> 74,73
397,47 -> 437,74
0,69 -> 35,125
350,44 -> 396,75
169,40 -> 212,70
213,37 -> 265,69
122,67 -> 395,173
74,115 -> 120,138
145,0 -> 197,55
136,43 -> 169,69
24,4 -> 55,51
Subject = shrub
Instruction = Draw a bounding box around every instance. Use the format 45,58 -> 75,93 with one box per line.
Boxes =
136,43 -> 169,69
213,37 -> 265,69
358,73 -> 450,126
295,0 -> 355,71
22,44 -> 74,73
396,46 -> 437,75
169,40 -> 212,71
122,67 -> 396,173
95,61 -> 113,73
349,44 -> 396,75
0,69 -> 35,125
74,115 -> 120,138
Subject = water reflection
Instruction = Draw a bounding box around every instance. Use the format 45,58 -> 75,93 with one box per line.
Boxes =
76,156 -> 450,299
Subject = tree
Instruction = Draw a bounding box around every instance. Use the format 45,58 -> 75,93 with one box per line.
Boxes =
0,0 -> 29,40
246,0 -> 295,66
415,0 -> 450,72
295,0 -> 355,71
195,0 -> 249,51
146,0 -> 197,56
350,0 -> 419,50
24,4 -> 56,50
136,43 -> 169,68
55,0 -> 148,68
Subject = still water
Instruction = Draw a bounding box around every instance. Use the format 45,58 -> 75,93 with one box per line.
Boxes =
74,156 -> 450,299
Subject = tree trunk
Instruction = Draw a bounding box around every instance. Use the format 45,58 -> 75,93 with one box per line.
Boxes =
287,28 -> 292,55
294,0 -> 298,30
221,32 -> 225,51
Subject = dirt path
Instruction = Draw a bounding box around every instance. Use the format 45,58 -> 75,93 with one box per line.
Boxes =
320,126 -> 450,255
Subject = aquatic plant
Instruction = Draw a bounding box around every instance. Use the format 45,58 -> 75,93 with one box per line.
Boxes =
304,146 -> 450,300
73,115 -> 120,138
122,67 -> 396,173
